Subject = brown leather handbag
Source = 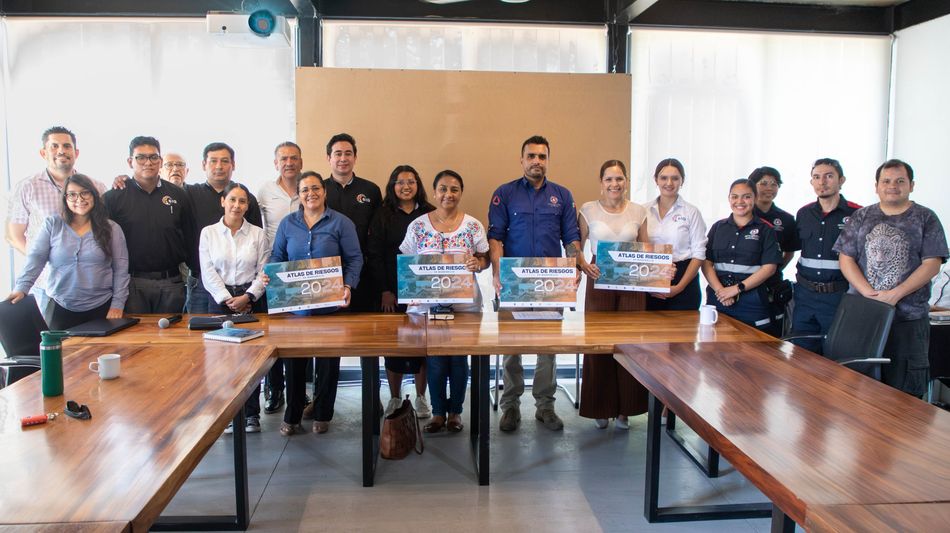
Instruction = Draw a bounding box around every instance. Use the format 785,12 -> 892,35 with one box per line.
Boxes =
380,396 -> 424,460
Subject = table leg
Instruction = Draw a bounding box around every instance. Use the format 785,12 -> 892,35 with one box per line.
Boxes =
152,410 -> 250,531
643,394 -> 773,523
361,356 -> 380,488
666,411 -> 721,477
771,505 -> 794,533
470,354 -> 490,485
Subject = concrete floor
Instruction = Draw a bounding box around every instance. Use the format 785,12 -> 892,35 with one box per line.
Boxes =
163,379 -> 790,532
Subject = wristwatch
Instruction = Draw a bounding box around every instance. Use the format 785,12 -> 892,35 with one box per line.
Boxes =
737,282 -> 747,293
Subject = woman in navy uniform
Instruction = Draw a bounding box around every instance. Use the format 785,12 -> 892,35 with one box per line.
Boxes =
702,179 -> 782,334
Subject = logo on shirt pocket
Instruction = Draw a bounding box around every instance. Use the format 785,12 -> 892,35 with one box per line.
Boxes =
549,196 -> 559,206
745,228 -> 760,240
356,193 -> 372,204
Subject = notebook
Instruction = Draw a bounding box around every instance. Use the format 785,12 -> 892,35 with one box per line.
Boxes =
203,327 -> 265,343
67,317 -> 141,337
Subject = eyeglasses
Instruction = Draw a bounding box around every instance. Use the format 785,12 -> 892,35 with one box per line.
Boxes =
758,180 -> 780,187
394,180 -> 416,188
163,161 -> 186,169
65,190 -> 94,202
64,400 -> 92,420
133,154 -> 162,163
299,185 -> 323,194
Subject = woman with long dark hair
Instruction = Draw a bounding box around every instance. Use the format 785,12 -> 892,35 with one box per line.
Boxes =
367,165 -> 435,418
6,174 -> 129,329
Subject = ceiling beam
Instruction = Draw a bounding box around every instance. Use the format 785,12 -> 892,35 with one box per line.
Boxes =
312,0 -> 607,25
893,0 -> 950,32
628,0 -> 890,35
0,1 -> 298,17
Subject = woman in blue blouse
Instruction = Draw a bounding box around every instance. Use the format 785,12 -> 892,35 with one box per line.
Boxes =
6,174 -> 129,330
269,171 -> 363,437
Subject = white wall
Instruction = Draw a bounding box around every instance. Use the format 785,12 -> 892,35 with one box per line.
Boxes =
892,14 -> 950,227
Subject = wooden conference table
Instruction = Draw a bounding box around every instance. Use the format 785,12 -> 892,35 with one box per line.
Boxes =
0,310 -> 809,532
616,341 -> 950,532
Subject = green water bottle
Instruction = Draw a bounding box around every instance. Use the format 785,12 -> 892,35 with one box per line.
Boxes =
40,330 -> 70,397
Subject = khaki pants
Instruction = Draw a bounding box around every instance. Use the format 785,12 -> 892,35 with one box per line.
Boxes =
500,354 -> 557,411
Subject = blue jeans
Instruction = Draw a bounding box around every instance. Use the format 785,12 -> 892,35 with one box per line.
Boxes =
789,283 -> 844,355
186,274 -> 211,314
427,356 -> 468,417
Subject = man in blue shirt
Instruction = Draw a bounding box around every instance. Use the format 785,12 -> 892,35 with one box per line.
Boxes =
488,135 -> 581,432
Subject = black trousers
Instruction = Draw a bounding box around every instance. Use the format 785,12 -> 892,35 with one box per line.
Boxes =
645,260 -> 702,311
284,357 -> 341,424
45,299 -> 111,330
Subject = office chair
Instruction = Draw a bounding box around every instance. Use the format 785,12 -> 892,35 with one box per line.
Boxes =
783,292 -> 896,373
0,295 -> 47,389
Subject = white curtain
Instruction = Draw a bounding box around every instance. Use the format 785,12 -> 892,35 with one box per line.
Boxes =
628,28 -> 892,269
1,16 -> 296,291
323,20 -> 607,73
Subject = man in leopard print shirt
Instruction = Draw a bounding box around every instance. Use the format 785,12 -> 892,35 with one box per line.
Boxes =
835,159 -> 948,397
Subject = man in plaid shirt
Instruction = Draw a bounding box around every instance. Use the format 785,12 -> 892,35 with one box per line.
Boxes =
5,126 -> 105,311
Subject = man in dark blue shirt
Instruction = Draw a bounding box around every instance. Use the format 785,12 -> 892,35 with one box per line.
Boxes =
791,158 -> 861,354
488,135 -> 581,433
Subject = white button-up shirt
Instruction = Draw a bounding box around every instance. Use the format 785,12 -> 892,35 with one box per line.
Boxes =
645,195 -> 708,263
199,218 -> 270,304
257,178 -> 299,249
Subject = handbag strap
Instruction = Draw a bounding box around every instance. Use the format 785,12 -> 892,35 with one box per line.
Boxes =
405,395 -> 424,455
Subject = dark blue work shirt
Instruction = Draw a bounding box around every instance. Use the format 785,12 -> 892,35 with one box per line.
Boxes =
795,195 -> 861,283
753,203 -> 800,253
705,215 -> 782,286
270,207 -> 364,296
487,176 -> 580,257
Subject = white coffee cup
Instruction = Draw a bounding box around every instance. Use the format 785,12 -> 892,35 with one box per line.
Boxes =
89,353 -> 121,380
699,305 -> 719,325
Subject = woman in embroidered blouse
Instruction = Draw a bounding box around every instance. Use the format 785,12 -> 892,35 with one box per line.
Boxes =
399,170 -> 489,433
199,182 -> 270,434
7,174 -> 129,330
576,160 -> 650,430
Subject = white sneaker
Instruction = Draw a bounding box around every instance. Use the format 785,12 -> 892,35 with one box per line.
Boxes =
415,395 -> 432,418
615,415 -> 630,430
384,397 -> 403,417
594,418 -> 608,429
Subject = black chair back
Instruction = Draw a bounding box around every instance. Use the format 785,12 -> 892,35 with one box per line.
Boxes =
822,292 -> 896,363
0,294 -> 48,357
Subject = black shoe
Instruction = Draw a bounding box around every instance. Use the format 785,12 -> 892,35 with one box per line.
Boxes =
264,391 -> 285,414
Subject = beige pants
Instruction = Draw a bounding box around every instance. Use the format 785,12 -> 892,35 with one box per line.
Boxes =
500,354 -> 557,410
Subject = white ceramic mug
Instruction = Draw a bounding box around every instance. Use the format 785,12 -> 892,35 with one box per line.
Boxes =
699,305 -> 719,325
89,353 -> 121,380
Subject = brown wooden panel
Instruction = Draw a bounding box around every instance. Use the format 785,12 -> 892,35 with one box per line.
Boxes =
805,502 -> 950,532
615,341 -> 950,525
296,68 -> 632,230
426,310 -> 773,355
68,313 -> 428,357
0,344 -> 274,529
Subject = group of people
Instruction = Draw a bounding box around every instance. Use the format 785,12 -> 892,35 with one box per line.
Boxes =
6,127 -> 947,439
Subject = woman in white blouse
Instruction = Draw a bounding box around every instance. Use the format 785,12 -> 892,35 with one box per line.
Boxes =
577,160 -> 650,430
644,158 -> 708,310
399,170 -> 489,434
199,182 -> 270,433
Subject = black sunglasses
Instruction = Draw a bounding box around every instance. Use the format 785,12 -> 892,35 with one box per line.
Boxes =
65,400 -> 92,420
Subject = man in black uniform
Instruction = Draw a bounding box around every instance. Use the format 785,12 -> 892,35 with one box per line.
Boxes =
321,133 -> 380,312
301,133 -> 380,422
791,158 -> 860,354
183,142 -> 262,313
104,136 -> 196,314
